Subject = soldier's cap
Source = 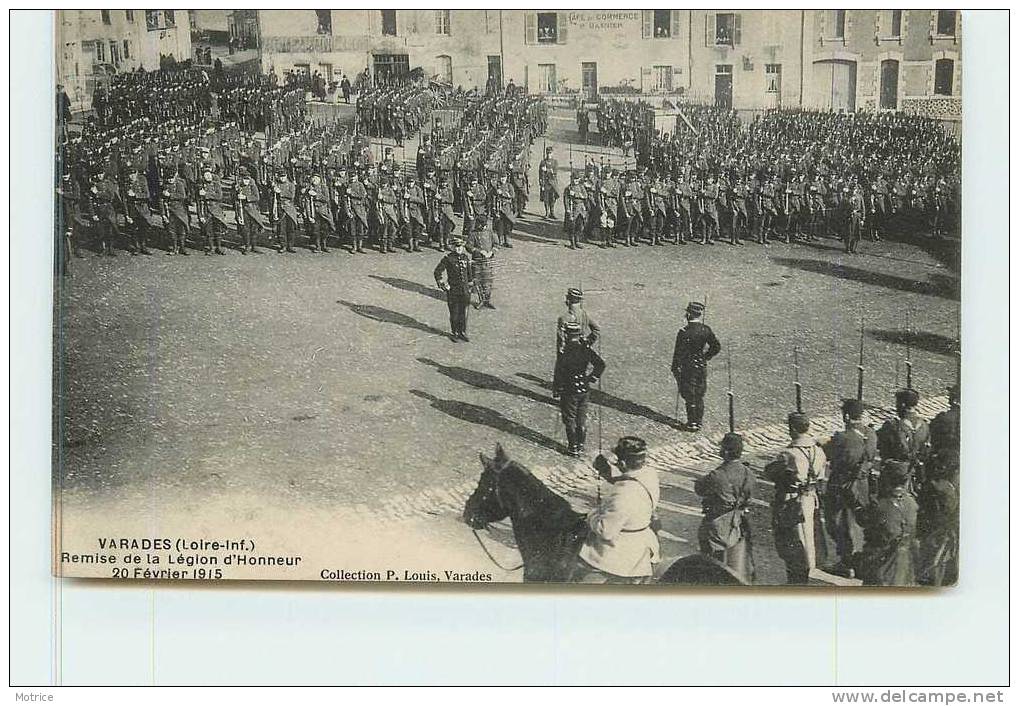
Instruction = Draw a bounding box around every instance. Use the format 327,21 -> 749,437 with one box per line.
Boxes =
613,436 -> 647,465
563,321 -> 583,338
841,398 -> 865,420
566,287 -> 583,302
880,459 -> 911,486
896,388 -> 920,408
720,432 -> 744,458
788,412 -> 811,433
685,301 -> 705,317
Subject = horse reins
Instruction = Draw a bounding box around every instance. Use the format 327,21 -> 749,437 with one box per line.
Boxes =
471,526 -> 524,572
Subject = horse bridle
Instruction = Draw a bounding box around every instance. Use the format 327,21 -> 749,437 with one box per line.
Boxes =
469,460 -> 524,573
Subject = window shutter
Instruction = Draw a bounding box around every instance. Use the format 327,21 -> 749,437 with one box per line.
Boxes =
671,10 -> 681,39
734,13 -> 742,45
525,13 -> 536,44
642,10 -> 652,39
705,13 -> 713,45
844,11 -> 852,40
557,13 -> 567,44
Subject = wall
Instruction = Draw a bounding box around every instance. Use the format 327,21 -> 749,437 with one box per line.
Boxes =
807,9 -> 961,114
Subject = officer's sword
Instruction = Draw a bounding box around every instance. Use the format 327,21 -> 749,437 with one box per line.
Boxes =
727,349 -> 735,434
793,346 -> 803,414
856,314 -> 866,403
904,309 -> 913,390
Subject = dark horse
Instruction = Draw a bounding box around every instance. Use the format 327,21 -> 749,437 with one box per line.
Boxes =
462,444 -> 587,582
462,444 -> 749,585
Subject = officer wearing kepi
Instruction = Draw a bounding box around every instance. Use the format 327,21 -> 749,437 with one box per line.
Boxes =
670,301 -> 721,432
552,321 -> 605,457
433,236 -> 475,342
573,436 -> 661,583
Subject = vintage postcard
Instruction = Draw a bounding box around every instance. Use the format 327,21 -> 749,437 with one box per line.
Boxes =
53,9 -> 960,586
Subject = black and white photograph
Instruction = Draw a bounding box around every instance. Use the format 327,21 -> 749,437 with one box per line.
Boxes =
50,8 -> 966,589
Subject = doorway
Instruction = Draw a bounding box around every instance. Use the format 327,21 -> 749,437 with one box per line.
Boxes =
373,53 -> 410,85
813,59 -> 857,112
582,62 -> 598,100
714,65 -> 733,109
488,55 -> 502,90
880,59 -> 899,110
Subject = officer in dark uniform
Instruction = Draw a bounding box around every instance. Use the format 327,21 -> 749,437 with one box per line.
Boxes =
433,236 -> 475,342
538,147 -> 560,219
564,171 -> 588,249
345,170 -> 368,254
199,170 -> 229,255
273,168 -> 300,253
670,301 -> 721,432
125,168 -> 156,254
553,321 -> 606,457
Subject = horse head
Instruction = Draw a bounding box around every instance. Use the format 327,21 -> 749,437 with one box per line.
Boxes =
462,443 -> 513,529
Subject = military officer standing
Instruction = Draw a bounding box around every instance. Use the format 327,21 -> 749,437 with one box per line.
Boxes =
764,412 -> 829,585
377,175 -> 400,253
305,174 -> 334,252
845,183 -> 866,254
198,170 -> 229,255
553,322 -> 606,457
574,436 -> 660,583
404,174 -> 426,252
563,171 -> 588,249
598,168 -> 620,248
538,147 -> 560,219
670,301 -> 721,432
433,236 -> 475,342
125,167 -> 155,254
823,398 -> 878,575
492,173 -> 515,248
273,169 -> 300,253
694,432 -> 756,584
161,169 -> 191,256
345,170 -> 368,254
236,174 -> 265,254
436,174 -> 456,251
462,175 -> 485,237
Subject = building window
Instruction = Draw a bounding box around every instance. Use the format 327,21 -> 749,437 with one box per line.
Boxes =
538,63 -> 557,93
436,55 -> 452,84
831,10 -> 846,39
537,12 -> 558,43
880,59 -> 899,109
123,39 -> 130,59
125,10 -> 134,22
315,10 -> 331,35
653,10 -> 671,38
936,10 -> 956,36
435,10 -> 450,35
381,10 -> 397,36
145,10 -> 159,31
100,10 -> 111,25
294,63 -> 311,79
714,13 -> 740,46
652,65 -> 673,92
95,40 -> 106,63
934,58 -> 954,95
164,10 -> 175,28
110,41 -> 120,66
765,64 -> 782,93
890,9 -> 902,37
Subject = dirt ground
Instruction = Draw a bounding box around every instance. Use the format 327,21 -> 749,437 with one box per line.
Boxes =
54,118 -> 960,584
